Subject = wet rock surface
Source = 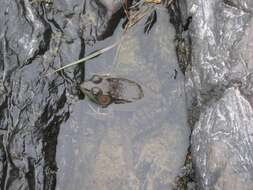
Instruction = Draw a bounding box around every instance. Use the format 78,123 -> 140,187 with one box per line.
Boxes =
192,88 -> 253,190
83,0 -> 124,40
186,0 -> 253,189
1,0 -> 253,189
0,0 -> 84,189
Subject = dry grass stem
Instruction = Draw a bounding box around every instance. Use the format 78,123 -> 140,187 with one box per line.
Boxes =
144,0 -> 161,3
46,42 -> 119,75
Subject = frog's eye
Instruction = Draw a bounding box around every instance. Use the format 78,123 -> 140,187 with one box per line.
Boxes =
91,75 -> 102,84
91,87 -> 102,96
98,95 -> 112,107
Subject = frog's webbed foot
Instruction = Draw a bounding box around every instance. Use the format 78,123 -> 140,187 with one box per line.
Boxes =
86,102 -> 113,118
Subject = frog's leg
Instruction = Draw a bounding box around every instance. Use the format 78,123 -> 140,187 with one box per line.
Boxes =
86,102 -> 113,117
114,99 -> 132,104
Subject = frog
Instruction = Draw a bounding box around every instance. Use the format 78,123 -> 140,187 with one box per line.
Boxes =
80,75 -> 144,108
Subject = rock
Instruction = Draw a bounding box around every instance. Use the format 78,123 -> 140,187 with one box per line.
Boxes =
192,88 -> 253,190
56,4 -> 190,190
82,0 -> 124,41
186,0 -> 253,189
186,0 -> 252,96
0,0 -> 82,188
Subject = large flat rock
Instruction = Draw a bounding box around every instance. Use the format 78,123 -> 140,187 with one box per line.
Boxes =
56,5 -> 190,190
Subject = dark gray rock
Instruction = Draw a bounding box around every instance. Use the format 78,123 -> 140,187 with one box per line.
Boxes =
186,0 -> 252,96
186,0 -> 253,189
82,0 -> 124,41
192,88 -> 253,190
0,0 -> 85,189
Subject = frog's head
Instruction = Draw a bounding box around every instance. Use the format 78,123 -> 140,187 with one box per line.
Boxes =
80,75 -> 112,107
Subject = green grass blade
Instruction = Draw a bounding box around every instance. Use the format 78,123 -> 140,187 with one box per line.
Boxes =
46,42 -> 119,76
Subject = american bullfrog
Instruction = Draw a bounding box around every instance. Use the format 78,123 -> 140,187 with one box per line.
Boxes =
80,75 -> 144,107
